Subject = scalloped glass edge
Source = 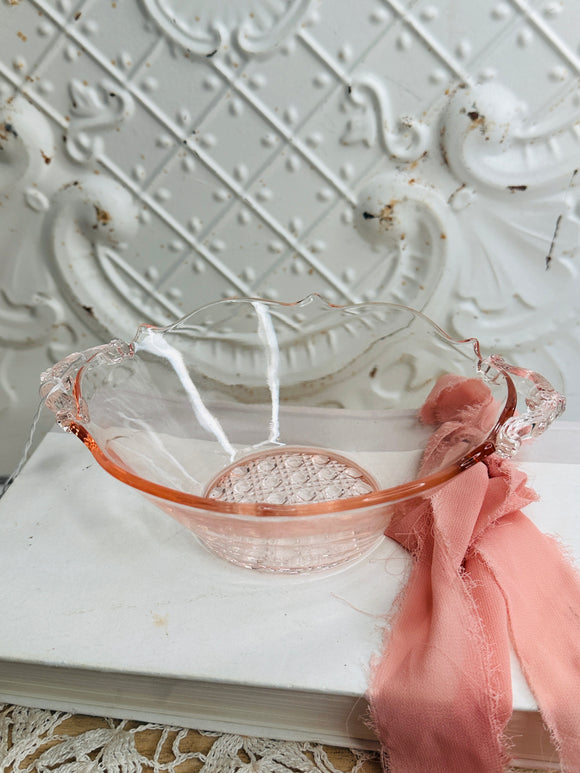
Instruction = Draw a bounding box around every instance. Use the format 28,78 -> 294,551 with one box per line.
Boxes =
40,295 -> 565,519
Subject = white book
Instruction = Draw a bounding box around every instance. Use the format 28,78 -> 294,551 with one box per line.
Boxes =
1,425 -> 579,769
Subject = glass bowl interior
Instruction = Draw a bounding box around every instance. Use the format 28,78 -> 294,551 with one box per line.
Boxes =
41,294 -> 530,572
69,295 -> 512,509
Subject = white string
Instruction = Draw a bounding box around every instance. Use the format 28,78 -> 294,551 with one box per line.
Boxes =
134,328 -> 237,462
253,301 -> 281,445
0,399 -> 46,498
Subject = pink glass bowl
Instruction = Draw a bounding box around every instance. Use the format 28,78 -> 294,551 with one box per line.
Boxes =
40,295 -> 565,573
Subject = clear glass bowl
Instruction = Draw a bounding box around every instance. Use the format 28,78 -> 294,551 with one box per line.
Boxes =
40,295 -> 565,573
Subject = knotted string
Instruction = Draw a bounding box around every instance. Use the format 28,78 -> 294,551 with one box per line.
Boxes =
368,375 -> 580,772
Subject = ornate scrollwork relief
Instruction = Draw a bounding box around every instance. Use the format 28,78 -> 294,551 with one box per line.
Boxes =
65,79 -> 134,164
0,97 -> 55,212
0,96 -> 63,350
0,290 -> 64,349
441,82 -> 580,191
47,175 -> 184,340
0,91 -> 158,346
352,171 -> 455,311
342,74 -> 430,163
350,80 -> 580,398
140,0 -> 314,57
0,96 -> 76,432
438,82 -> 580,349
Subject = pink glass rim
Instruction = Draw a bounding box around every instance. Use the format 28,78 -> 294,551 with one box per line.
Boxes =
69,422 -> 503,518
67,298 -> 517,519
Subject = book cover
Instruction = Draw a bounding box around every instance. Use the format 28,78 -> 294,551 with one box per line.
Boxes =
1,426 -> 578,768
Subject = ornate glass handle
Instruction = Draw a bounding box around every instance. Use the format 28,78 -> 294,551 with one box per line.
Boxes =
40,340 -> 132,429
478,355 -> 566,458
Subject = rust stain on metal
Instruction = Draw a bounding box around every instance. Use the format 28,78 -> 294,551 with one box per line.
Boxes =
94,206 -> 112,225
0,123 -> 18,141
409,150 -> 428,170
379,199 -> 399,226
439,126 -> 449,168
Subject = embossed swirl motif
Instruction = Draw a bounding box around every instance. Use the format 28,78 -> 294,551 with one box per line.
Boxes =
436,81 -> 580,350
66,79 -> 134,163
353,79 -> 580,366
141,0 -> 314,55
342,73 -> 430,162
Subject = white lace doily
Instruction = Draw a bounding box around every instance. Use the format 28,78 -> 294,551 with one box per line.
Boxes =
0,704 -> 557,772
0,704 -> 378,773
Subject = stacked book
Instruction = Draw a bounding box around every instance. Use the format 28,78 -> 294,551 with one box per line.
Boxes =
2,424 -> 578,769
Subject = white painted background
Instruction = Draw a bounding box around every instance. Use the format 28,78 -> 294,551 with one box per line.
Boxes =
1,0 -> 579,474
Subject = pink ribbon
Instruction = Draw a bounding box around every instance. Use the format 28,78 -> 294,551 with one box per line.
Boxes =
369,375 -> 580,772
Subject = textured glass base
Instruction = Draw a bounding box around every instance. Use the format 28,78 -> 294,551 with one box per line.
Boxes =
202,448 -> 382,572
205,447 -> 378,506
197,531 -> 386,574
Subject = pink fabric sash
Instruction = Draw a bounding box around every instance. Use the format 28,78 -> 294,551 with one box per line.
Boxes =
369,375 -> 580,772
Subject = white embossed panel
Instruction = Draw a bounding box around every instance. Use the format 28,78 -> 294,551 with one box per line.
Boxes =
1,0 -> 580,473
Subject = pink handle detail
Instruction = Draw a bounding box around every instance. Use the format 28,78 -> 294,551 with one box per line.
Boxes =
478,354 -> 566,457
40,340 -> 132,429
